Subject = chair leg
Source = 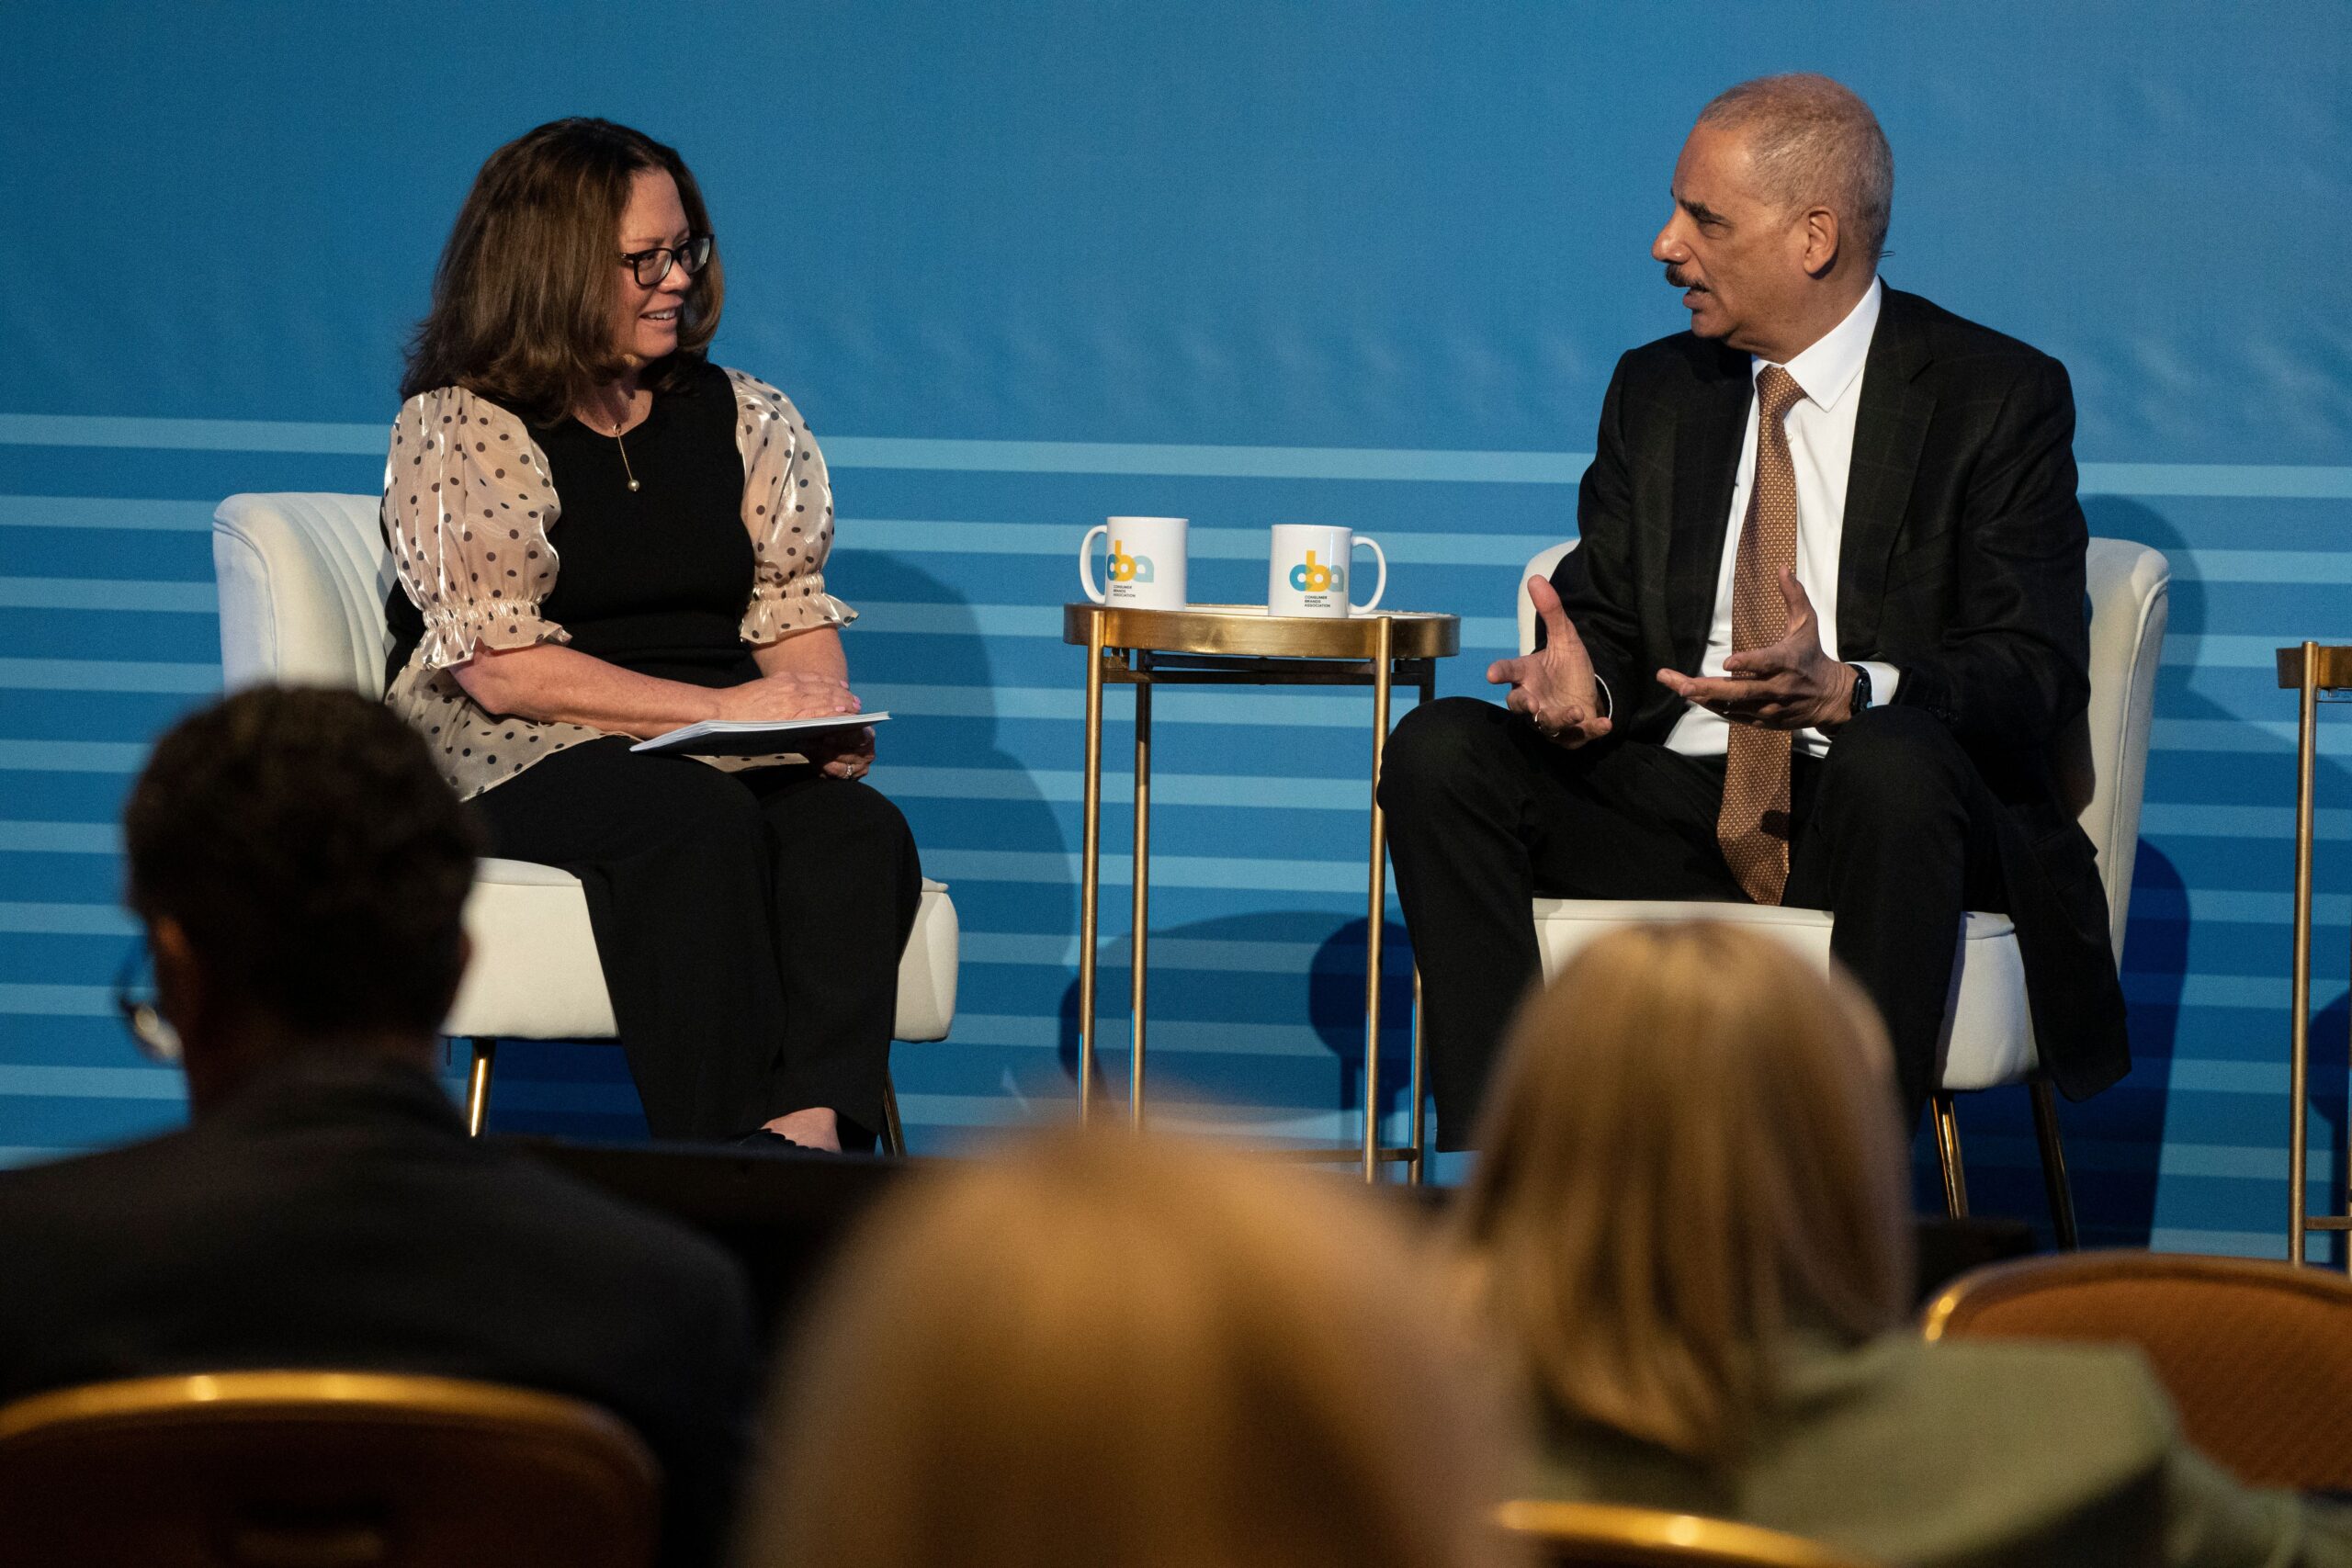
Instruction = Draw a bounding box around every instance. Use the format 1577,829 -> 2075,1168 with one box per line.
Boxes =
464,1038 -> 496,1138
1932,1093 -> 1969,1218
880,1070 -> 907,1158
2029,1079 -> 2080,1250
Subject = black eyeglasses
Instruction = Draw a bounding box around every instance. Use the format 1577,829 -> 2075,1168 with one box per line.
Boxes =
115,939 -> 182,1064
618,233 -> 714,288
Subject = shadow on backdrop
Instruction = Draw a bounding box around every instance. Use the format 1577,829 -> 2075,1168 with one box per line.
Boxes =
1050,911 -> 1416,1149
1921,497 -> 2352,1256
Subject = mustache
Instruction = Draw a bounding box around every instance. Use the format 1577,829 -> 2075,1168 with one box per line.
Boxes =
1666,265 -> 1707,292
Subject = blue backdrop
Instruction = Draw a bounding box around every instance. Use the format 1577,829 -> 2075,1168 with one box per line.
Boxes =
3,2 -> 2346,1250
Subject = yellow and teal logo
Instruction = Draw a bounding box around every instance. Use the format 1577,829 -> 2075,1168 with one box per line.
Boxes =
1289,550 -> 1345,592
1110,538 -> 1157,584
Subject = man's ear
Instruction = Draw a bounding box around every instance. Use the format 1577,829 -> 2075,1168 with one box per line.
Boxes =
149,914 -> 202,1025
1800,205 -> 1843,277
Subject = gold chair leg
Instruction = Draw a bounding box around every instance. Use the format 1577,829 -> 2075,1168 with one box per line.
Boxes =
463,1038 -> 496,1138
881,1070 -> 907,1158
2029,1079 -> 2080,1250
1932,1092 -> 1968,1218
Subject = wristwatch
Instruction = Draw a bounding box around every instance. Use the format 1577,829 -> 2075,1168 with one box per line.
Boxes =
1846,663 -> 1873,721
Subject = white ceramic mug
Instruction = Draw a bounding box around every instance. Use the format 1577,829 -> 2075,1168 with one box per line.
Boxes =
1267,524 -> 1386,617
1080,516 -> 1189,610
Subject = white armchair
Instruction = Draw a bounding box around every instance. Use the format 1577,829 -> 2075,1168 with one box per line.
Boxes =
210,492 -> 958,1154
1514,537 -> 2168,1242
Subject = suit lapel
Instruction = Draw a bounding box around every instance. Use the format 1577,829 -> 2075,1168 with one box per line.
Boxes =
1664,346 -> 1752,674
1837,288 -> 1937,655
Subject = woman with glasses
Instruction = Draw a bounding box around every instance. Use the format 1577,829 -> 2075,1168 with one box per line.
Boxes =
380,118 -> 919,1152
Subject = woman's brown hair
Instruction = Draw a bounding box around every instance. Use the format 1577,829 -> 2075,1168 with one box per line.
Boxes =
401,117 -> 724,422
1454,922 -> 1913,1464
735,1131 -> 1525,1568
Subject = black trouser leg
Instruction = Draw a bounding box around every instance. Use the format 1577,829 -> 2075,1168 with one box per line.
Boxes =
472,739 -> 791,1140
1786,705 -> 2009,1131
741,767 -> 922,1146
1378,698 -> 1741,1151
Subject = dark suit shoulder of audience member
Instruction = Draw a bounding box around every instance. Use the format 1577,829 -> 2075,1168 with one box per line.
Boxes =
0,687 -> 761,1567
0,1051 -> 755,1499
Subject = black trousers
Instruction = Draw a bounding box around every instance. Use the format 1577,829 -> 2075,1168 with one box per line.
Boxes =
1379,698 -> 2010,1151
471,738 -> 922,1145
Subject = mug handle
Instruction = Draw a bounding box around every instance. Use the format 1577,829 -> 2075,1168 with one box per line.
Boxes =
1351,536 -> 1387,613
1078,524 -> 1108,604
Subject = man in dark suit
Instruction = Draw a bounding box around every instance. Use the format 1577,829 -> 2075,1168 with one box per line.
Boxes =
0,688 -> 757,1567
1381,73 -> 2129,1150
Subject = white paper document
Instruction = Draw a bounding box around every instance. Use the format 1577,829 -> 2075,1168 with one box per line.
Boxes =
630,713 -> 891,757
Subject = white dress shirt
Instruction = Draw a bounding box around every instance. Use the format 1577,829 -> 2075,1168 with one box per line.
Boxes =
1665,277 -> 1900,760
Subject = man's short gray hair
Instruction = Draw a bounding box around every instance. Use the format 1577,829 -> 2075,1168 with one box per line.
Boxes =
1699,73 -> 1894,265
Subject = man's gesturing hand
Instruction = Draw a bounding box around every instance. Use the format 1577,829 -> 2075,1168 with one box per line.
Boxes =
1487,575 -> 1612,749
1657,568 -> 1858,731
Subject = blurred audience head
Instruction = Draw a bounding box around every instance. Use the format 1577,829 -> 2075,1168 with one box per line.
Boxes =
1455,921 -> 1911,1461
123,686 -> 481,1110
736,1130 -> 1522,1568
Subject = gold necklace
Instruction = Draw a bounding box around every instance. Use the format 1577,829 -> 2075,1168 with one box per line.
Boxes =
611,418 -> 640,492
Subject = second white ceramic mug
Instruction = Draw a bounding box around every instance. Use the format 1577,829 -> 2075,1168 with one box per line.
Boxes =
1079,516 -> 1189,610
1267,524 -> 1386,617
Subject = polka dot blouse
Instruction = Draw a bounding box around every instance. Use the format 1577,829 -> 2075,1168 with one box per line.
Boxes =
379,368 -> 852,800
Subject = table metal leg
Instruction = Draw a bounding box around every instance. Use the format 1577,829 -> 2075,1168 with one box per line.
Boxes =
1408,667 -> 1433,1184
1079,613 -> 1107,1128
1363,618 -> 1395,1182
2290,642 -> 2321,1263
1408,968 -> 1425,1185
1132,661 -> 1152,1130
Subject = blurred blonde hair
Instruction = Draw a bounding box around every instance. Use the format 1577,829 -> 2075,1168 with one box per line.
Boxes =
1454,922 -> 1912,1463
736,1131 -> 1523,1568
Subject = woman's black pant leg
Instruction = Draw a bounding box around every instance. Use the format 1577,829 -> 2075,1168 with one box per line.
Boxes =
742,768 -> 922,1145
470,739 -> 789,1141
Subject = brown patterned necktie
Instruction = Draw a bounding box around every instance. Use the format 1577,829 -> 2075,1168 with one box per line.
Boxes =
1716,365 -> 1808,905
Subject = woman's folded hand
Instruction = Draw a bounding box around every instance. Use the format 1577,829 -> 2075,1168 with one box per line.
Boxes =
717,671 -> 863,724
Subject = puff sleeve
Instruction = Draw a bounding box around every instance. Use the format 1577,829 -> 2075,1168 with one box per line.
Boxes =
727,368 -> 855,643
382,388 -> 570,670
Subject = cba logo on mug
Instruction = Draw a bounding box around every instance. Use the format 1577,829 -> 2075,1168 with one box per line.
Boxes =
1288,550 -> 1345,593
1110,539 -> 1157,584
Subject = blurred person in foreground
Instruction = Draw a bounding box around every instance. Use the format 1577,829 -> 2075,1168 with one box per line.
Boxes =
1455,920 -> 2352,1568
0,687 -> 756,1567
733,1130 -> 1524,1568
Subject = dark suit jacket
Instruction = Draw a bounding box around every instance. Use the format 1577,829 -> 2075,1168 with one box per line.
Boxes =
1553,287 -> 2129,1097
0,1051 -> 757,1567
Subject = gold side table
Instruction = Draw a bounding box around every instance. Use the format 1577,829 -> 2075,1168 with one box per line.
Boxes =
1063,604 -> 1461,1180
2279,642 -> 2352,1266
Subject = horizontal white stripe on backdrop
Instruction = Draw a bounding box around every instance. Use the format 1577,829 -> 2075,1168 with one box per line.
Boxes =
2,416 -> 2348,498
2144,1230 -> 2290,1260
0,578 -> 215,612
0,658 -> 221,692
0,1064 -> 183,1099
0,821 -> 119,852
2,876 -> 2343,949
872,766 -> 1371,810
0,902 -> 137,935
842,520 -> 1563,566
891,1092 -> 1418,1147
0,497 -> 217,530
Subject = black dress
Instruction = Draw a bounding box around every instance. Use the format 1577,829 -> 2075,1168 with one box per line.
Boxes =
384,362 -> 920,1146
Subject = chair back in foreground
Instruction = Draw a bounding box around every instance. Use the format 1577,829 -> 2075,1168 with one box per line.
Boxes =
0,1370 -> 659,1568
1498,1501 -> 1880,1568
1923,1250 -> 2352,1492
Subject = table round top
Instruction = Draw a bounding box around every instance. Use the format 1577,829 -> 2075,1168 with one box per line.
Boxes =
1062,603 -> 1461,660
